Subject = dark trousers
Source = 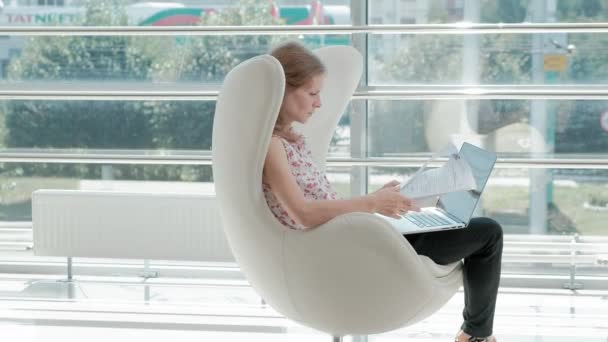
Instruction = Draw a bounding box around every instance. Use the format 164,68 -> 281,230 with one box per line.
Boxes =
404,217 -> 503,337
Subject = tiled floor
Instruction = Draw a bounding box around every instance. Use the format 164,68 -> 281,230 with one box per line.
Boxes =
0,274 -> 607,342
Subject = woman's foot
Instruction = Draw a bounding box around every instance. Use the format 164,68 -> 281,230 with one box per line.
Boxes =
455,329 -> 497,342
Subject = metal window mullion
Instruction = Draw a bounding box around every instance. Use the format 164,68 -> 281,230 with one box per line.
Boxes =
3,89 -> 608,100
349,0 -> 369,198
3,23 -> 608,35
3,154 -> 608,169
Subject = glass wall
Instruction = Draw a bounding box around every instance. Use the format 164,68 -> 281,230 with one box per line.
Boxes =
0,0 -> 606,289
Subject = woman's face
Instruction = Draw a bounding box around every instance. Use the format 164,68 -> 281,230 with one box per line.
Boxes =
279,73 -> 324,126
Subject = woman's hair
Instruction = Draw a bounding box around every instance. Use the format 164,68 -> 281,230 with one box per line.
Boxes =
270,41 -> 326,141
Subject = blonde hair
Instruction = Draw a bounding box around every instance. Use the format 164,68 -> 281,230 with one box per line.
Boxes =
270,41 -> 326,142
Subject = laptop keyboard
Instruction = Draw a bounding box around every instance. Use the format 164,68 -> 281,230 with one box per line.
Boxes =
404,211 -> 453,228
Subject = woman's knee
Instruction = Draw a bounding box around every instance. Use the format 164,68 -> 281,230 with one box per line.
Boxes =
471,217 -> 503,244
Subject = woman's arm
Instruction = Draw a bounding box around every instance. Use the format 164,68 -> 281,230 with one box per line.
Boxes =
263,137 -> 414,229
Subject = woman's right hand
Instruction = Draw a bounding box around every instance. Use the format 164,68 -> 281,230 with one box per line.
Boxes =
368,186 -> 419,219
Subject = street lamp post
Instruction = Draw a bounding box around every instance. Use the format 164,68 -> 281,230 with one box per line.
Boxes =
530,0 -> 568,235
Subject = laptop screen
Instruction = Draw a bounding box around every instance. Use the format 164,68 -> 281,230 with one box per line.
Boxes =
437,143 -> 497,224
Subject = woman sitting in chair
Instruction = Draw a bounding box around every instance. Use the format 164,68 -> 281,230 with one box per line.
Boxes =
262,41 -> 502,342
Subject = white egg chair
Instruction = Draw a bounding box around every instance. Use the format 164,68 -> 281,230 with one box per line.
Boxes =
212,45 -> 463,341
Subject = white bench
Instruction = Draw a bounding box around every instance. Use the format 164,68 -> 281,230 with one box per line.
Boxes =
32,189 -> 235,280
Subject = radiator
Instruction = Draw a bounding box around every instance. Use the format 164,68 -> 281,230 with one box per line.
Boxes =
32,190 -> 235,262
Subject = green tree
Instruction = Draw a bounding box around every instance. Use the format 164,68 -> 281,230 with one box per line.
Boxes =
5,1 -> 158,178
147,0 -> 285,153
557,0 -> 604,19
4,0 -> 284,181
481,0 -> 528,23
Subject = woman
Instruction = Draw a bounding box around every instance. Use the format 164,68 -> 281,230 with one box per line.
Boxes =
262,41 -> 502,342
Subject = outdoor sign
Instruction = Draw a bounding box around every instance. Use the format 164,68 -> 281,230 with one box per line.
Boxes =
0,7 -> 82,25
543,54 -> 568,72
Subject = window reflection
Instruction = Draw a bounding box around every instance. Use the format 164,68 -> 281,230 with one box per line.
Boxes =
367,99 -> 608,156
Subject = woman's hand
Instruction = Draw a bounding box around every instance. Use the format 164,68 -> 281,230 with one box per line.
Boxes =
368,184 -> 420,219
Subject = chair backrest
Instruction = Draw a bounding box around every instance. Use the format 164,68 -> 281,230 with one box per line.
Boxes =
212,45 -> 362,319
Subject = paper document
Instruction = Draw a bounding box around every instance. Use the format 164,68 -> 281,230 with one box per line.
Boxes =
400,144 -> 477,201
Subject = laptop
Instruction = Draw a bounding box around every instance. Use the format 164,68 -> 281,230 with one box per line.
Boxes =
379,142 -> 497,235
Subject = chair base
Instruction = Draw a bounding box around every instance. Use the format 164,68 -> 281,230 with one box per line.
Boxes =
332,336 -> 368,342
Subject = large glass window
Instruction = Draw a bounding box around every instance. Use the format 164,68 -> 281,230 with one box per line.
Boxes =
369,33 -> 608,85
0,0 -> 606,289
365,99 -> 608,156
369,0 -> 608,24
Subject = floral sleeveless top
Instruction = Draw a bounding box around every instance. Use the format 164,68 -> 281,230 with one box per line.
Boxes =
263,134 -> 338,229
